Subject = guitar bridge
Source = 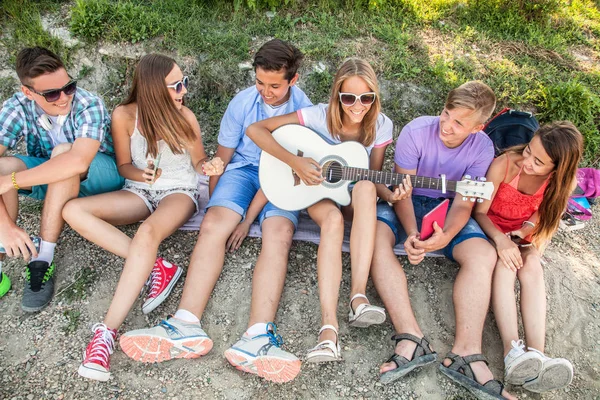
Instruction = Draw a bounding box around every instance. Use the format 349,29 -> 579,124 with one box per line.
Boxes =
293,150 -> 303,186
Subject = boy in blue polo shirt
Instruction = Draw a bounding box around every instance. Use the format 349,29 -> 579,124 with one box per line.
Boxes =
120,39 -> 312,383
0,47 -> 123,310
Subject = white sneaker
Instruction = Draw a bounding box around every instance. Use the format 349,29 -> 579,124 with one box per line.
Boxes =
224,322 -> 301,383
120,316 -> 213,363
522,347 -> 573,393
504,339 -> 544,385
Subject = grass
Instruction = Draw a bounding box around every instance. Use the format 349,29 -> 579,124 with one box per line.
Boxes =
62,309 -> 81,335
1,0 -> 599,164
60,267 -> 96,303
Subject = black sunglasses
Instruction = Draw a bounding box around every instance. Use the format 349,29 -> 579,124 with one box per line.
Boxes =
166,76 -> 189,94
26,80 -> 77,103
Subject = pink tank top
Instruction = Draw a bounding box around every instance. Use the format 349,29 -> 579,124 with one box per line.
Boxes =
487,156 -> 548,235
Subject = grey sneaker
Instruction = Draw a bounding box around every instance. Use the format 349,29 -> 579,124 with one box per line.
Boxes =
21,261 -> 55,312
119,316 -> 213,363
224,322 -> 301,383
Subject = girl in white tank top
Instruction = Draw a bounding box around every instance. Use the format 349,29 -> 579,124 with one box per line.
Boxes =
64,54 -> 223,382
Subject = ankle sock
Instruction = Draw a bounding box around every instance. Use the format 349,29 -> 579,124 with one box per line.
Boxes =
173,309 -> 200,324
245,323 -> 268,337
31,240 -> 56,264
0,260 -> 3,275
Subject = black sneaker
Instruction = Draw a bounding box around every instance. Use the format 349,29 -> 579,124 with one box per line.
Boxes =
21,261 -> 55,312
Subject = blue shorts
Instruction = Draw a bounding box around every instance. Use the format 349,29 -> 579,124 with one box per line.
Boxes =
207,165 -> 299,228
14,152 -> 124,200
376,195 -> 487,261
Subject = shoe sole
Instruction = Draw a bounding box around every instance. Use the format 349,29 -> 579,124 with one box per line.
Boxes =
349,308 -> 386,328
224,349 -> 301,383
380,353 -> 437,384
522,359 -> 573,393
78,363 -> 111,382
505,353 -> 543,385
120,333 -> 213,363
142,267 -> 183,314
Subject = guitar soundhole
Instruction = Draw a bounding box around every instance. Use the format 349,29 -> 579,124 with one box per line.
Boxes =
323,161 -> 343,183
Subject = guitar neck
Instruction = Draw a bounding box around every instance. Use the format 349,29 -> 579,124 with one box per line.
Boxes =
342,166 -> 458,192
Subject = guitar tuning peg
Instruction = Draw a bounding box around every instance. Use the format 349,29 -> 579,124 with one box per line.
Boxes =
478,176 -> 487,182
470,197 -> 476,202
462,197 -> 467,201
477,198 -> 484,203
464,174 -> 472,180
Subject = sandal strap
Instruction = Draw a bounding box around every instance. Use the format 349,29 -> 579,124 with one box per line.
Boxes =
319,324 -> 338,336
482,379 -> 504,396
390,333 -> 435,358
444,352 -> 489,380
349,293 -> 368,308
385,353 -> 410,369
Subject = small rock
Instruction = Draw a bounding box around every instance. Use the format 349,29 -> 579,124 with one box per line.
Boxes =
238,62 -> 253,71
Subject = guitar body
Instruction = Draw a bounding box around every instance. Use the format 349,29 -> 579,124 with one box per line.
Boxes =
259,124 -> 369,211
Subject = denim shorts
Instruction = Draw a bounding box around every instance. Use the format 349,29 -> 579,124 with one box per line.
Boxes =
376,195 -> 487,261
14,152 -> 124,200
206,165 -> 299,228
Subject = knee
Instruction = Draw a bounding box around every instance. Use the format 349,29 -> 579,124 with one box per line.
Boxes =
198,212 -> 229,238
265,222 -> 294,250
457,239 -> 497,274
0,157 -> 27,175
321,209 -> 344,235
517,258 -> 544,283
352,180 -> 376,203
136,221 -> 158,241
50,143 -> 73,158
62,199 -> 82,224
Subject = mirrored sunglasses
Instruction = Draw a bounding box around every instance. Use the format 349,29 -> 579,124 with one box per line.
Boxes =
338,92 -> 377,107
166,76 -> 189,94
27,80 -> 77,103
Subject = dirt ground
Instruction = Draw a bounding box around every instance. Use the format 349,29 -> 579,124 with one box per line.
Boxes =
0,196 -> 598,400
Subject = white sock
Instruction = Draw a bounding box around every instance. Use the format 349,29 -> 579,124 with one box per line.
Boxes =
0,260 -> 3,274
31,240 -> 56,264
245,323 -> 268,337
174,309 -> 200,324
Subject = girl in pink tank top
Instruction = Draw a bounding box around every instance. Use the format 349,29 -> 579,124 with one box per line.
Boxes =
474,122 -> 583,393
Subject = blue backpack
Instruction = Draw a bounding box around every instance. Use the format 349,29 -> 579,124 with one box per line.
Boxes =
483,108 -> 539,157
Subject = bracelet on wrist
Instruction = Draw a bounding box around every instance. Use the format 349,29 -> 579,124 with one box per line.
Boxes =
522,220 -> 535,229
11,171 -> 20,190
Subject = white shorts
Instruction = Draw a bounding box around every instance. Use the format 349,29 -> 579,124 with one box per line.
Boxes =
122,183 -> 200,214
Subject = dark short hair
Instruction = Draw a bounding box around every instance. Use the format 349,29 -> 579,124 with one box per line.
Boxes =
16,47 -> 65,85
252,39 -> 304,81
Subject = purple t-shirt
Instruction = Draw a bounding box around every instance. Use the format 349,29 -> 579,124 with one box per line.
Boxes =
394,116 -> 494,198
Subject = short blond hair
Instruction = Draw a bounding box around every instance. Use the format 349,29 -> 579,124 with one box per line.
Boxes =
445,81 -> 496,123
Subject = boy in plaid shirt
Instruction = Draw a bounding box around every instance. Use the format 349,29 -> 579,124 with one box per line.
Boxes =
0,47 -> 123,311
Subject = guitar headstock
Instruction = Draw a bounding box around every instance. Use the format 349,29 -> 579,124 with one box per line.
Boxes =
455,177 -> 494,201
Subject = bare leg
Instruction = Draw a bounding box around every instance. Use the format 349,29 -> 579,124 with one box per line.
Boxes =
0,157 -> 27,262
39,144 -> 82,243
446,238 -> 516,399
492,259 -> 519,356
346,181 -> 376,310
517,247 -> 546,352
371,221 -> 425,373
307,200 -> 344,344
177,206 -> 241,319
247,216 -> 294,326
63,191 -> 151,258
103,194 -> 195,329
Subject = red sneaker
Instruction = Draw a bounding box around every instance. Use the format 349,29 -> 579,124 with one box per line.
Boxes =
142,258 -> 183,314
78,323 -> 117,381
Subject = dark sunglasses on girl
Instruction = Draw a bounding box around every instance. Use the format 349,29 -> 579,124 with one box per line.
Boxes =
338,92 -> 377,107
26,80 -> 77,103
166,76 -> 189,94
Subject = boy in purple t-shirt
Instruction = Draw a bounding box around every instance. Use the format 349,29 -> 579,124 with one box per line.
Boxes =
373,82 -> 516,400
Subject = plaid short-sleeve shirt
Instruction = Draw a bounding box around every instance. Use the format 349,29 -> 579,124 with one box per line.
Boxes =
0,87 -> 114,158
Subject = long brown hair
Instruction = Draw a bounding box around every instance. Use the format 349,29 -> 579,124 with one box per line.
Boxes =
121,54 -> 196,158
327,58 -> 381,147
506,121 -> 583,246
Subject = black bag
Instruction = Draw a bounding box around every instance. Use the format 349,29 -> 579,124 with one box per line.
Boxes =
483,108 -> 539,156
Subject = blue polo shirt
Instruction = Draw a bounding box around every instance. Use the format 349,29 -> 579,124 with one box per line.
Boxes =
218,85 -> 312,171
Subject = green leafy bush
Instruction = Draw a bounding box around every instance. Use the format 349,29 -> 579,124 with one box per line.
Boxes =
536,81 -> 600,165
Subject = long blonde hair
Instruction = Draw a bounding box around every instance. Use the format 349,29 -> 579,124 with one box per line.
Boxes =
506,121 -> 583,247
327,58 -> 381,147
121,54 -> 196,158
